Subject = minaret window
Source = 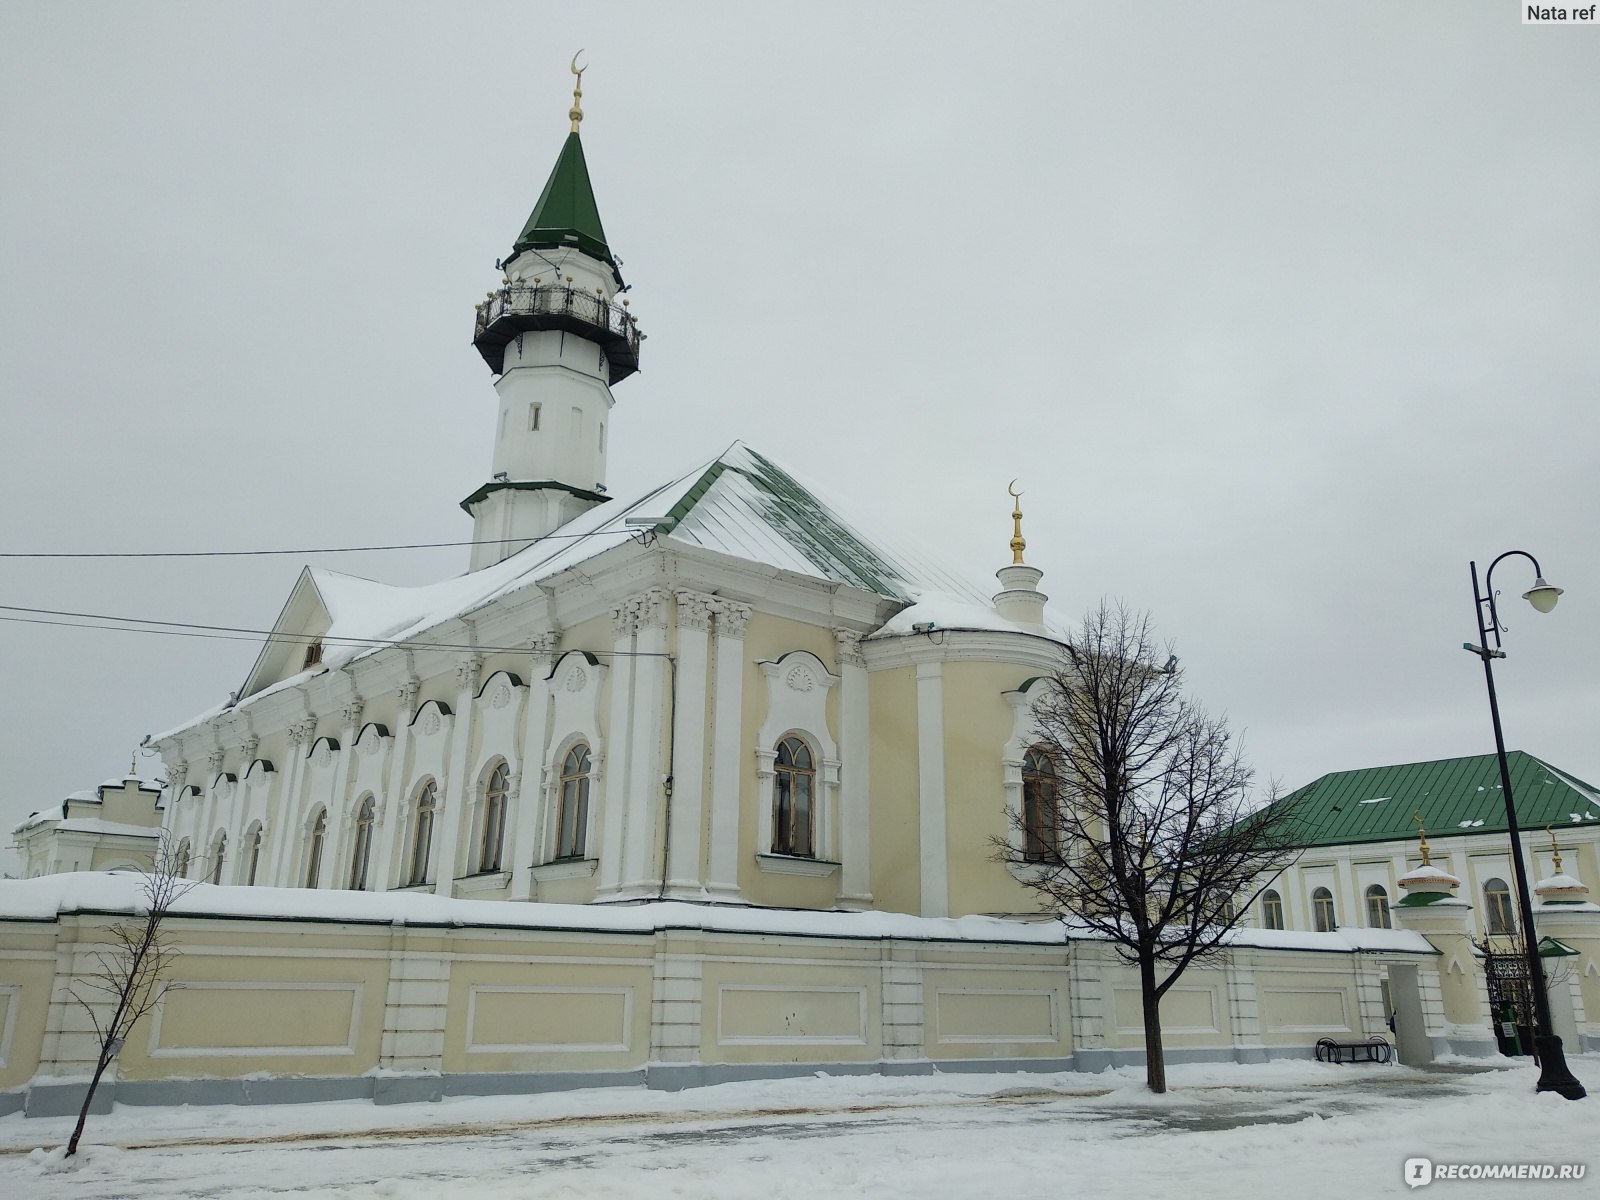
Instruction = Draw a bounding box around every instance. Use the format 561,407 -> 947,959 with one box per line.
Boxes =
480,762 -> 510,872
303,638 -> 323,669
555,745 -> 590,860
407,782 -> 437,885
528,402 -> 541,431
772,736 -> 816,858
349,796 -> 375,890
305,809 -> 327,888
1021,747 -> 1059,863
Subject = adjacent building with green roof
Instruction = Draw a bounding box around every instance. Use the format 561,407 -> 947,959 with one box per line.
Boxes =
1249,751 -> 1600,943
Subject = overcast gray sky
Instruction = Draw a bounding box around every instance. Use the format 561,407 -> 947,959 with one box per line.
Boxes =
3,2 -> 1596,857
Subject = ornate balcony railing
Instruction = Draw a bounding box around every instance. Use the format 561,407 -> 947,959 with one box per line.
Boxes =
472,283 -> 642,384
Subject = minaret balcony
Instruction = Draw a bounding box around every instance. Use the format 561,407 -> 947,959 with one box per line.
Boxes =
473,283 -> 641,383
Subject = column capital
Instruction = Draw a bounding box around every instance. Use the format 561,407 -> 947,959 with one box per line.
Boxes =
713,599 -> 752,639
833,628 -> 866,667
676,590 -> 717,632
454,656 -> 484,694
286,720 -> 317,746
396,679 -> 422,710
340,699 -> 365,730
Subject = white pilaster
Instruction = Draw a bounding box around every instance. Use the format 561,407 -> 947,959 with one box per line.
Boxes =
509,634 -> 560,901
704,600 -> 751,901
372,680 -> 420,890
323,699 -> 366,887
666,592 -> 715,897
834,629 -> 872,909
434,657 -> 482,897
595,606 -> 638,897
620,588 -> 670,896
916,660 -> 948,917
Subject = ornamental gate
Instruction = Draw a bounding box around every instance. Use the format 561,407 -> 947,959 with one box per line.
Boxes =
1482,949 -> 1534,1057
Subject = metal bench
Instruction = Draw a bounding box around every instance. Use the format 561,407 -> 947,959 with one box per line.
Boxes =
1315,1036 -> 1393,1064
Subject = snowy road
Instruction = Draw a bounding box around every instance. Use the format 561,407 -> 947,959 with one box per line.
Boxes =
4,1060 -> 1595,1199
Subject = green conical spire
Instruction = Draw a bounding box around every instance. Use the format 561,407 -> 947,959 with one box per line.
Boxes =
509,132 -> 618,277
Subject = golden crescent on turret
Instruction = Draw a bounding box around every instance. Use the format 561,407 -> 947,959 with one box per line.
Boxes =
1007,480 -> 1026,565
1007,479 -> 1023,499
568,51 -> 587,132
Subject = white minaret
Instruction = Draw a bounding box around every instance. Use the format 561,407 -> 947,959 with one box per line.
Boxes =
464,59 -> 642,571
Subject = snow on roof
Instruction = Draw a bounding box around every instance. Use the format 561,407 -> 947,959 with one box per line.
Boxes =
11,805 -> 65,835
160,442 -> 1045,739
873,590 -> 1073,640
52,818 -> 163,839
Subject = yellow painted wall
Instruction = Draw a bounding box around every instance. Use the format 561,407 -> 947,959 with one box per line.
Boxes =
867,665 -> 921,915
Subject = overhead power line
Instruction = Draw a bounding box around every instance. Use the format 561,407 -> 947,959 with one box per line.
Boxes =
0,606 -> 665,659
0,527 -> 636,559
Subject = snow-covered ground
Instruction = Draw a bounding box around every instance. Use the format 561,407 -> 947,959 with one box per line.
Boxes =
3,1058 -> 1594,1199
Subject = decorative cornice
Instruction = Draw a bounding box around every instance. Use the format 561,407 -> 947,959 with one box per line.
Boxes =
676,590 -> 717,631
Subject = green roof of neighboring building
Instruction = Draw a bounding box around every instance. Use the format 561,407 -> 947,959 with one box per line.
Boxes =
510,132 -> 617,276
1273,752 -> 1600,848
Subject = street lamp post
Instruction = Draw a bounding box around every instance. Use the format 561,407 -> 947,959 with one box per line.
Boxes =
1466,550 -> 1585,1100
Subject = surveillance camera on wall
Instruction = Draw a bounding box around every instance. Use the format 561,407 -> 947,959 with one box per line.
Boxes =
911,621 -> 936,634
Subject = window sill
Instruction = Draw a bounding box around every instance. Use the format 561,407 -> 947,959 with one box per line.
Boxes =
755,853 -> 840,878
1005,859 -> 1056,884
390,881 -> 434,893
454,870 -> 511,894
530,858 -> 599,882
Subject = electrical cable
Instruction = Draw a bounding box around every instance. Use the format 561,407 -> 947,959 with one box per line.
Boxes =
0,527 -> 636,559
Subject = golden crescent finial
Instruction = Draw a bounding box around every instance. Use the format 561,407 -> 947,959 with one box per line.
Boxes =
1412,811 -> 1432,867
569,51 -> 587,132
1007,480 -> 1026,565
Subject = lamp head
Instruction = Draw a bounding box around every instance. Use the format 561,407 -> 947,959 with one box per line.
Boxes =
1522,576 -> 1563,614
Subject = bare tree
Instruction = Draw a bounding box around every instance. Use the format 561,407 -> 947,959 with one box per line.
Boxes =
1000,603 -> 1300,1093
65,836 -> 194,1156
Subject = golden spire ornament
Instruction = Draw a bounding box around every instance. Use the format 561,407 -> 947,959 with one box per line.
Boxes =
569,51 -> 586,132
1007,480 -> 1026,565
1412,811 -> 1432,866
1547,826 -> 1564,874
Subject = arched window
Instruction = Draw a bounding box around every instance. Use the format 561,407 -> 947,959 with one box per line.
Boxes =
1312,886 -> 1336,932
305,809 -> 327,888
1365,883 -> 1391,929
407,781 -> 437,885
245,824 -> 263,886
1484,877 -> 1516,935
209,832 -> 227,885
174,838 -> 192,879
349,796 -> 375,890
1021,747 -> 1059,863
555,746 -> 590,860
772,736 -> 815,858
1262,889 -> 1284,930
480,761 -> 510,872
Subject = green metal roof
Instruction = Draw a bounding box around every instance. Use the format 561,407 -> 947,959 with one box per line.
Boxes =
1272,752 -> 1600,848
510,132 -> 617,275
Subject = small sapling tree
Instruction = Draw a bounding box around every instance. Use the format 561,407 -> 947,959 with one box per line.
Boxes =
65,835 -> 193,1156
